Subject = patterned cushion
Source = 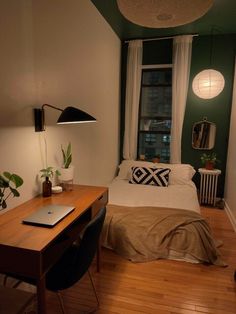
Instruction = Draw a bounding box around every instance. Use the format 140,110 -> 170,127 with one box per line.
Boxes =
129,167 -> 171,187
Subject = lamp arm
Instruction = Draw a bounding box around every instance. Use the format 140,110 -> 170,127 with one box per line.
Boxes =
42,104 -> 63,112
40,104 -> 63,131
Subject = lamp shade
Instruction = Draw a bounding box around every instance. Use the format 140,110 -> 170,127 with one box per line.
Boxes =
34,104 -> 96,132
192,69 -> 225,99
57,106 -> 96,124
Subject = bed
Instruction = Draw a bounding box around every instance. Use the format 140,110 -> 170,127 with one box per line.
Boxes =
102,160 -> 226,266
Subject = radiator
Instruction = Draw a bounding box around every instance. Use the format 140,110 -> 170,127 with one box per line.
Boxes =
199,168 -> 221,206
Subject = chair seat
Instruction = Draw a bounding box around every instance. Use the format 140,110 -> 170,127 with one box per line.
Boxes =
0,286 -> 35,314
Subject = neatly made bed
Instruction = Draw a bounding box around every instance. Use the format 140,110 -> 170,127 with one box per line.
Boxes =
108,177 -> 199,212
102,160 -> 226,266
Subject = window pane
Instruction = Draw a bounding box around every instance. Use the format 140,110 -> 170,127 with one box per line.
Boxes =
142,69 -> 172,85
140,119 -> 171,132
138,68 -> 172,162
138,133 -> 170,162
140,86 -> 171,117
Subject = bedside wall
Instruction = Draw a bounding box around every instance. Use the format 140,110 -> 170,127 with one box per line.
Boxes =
224,58 -> 236,230
0,0 -> 121,210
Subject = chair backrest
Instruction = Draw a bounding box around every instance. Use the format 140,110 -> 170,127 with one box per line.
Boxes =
46,207 -> 106,291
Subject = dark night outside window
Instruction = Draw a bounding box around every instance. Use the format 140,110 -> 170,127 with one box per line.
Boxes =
138,68 -> 172,162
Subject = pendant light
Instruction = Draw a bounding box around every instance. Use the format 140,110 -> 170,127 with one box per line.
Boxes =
192,69 -> 225,99
192,29 -> 225,99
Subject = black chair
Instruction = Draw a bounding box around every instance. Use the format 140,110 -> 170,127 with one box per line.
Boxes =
4,207 -> 106,314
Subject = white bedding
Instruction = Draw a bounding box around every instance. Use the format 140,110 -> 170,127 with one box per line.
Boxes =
103,161 -> 212,264
108,178 -> 200,213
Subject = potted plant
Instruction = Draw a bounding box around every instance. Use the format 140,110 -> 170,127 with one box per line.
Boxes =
40,166 -> 61,197
152,154 -> 161,163
200,152 -> 219,170
0,172 -> 23,210
60,142 -> 74,183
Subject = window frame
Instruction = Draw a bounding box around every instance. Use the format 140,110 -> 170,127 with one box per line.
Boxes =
137,64 -> 173,162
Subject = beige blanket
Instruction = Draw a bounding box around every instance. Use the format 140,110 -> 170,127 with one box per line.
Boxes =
102,205 -> 227,266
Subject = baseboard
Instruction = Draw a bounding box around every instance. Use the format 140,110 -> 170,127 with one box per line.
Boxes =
224,200 -> 236,232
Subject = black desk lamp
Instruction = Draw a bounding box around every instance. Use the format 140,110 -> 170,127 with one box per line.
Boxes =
34,104 -> 96,132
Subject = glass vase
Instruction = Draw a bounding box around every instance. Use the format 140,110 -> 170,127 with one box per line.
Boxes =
43,177 -> 52,197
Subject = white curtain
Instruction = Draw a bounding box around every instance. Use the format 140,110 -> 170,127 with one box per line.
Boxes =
123,40 -> 143,160
170,35 -> 193,163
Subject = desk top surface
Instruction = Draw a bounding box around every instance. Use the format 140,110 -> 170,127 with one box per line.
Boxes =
0,185 -> 108,252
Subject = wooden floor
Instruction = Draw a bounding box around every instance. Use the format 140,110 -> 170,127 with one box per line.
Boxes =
46,206 -> 236,314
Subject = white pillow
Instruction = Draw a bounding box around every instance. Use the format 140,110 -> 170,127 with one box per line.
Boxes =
157,163 -> 196,185
117,160 -> 195,185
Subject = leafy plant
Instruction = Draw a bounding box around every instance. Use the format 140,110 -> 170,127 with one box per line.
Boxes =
40,166 -> 61,179
200,152 -> 220,165
0,172 -> 23,209
61,142 -> 72,168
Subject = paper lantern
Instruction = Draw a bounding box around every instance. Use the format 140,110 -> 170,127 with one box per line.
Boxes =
192,69 -> 225,99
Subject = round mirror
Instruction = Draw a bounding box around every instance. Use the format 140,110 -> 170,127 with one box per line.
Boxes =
192,119 -> 216,150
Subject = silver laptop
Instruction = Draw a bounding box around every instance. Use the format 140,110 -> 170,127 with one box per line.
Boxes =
22,204 -> 75,227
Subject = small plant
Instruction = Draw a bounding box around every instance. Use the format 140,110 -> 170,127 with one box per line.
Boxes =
200,152 -> 220,170
0,172 -> 23,209
200,152 -> 219,164
40,166 -> 61,179
152,154 -> 161,163
61,142 -> 72,168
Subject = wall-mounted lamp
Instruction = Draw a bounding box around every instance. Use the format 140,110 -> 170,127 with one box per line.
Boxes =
34,104 -> 96,132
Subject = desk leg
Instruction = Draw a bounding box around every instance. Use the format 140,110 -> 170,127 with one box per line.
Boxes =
37,276 -> 47,314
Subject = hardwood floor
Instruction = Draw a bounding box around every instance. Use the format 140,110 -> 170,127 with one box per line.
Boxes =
46,206 -> 236,314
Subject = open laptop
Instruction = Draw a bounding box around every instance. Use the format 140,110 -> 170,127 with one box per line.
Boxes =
22,204 -> 75,227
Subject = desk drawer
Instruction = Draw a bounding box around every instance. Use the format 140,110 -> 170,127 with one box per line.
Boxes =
92,190 -> 108,216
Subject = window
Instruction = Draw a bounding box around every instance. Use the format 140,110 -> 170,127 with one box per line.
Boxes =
138,67 -> 172,162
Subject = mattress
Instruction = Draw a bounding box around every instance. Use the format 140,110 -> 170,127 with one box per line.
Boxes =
108,177 -> 200,213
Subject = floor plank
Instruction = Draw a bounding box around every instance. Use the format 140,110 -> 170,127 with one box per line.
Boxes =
46,206 -> 236,314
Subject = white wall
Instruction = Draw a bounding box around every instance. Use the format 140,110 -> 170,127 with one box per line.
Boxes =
224,59 -> 236,231
0,0 -> 120,210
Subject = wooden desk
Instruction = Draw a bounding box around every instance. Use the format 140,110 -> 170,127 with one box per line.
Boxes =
0,184 -> 108,314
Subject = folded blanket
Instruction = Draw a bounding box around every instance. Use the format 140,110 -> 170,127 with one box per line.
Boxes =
102,205 -> 227,266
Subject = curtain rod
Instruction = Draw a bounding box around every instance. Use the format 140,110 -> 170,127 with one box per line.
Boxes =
124,34 -> 198,43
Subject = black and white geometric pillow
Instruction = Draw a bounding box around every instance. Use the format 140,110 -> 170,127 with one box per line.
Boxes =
129,167 -> 171,187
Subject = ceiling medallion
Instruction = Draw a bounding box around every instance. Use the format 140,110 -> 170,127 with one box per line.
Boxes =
117,0 -> 214,28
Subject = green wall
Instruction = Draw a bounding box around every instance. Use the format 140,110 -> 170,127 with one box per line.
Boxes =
120,35 -> 236,197
182,34 -> 236,197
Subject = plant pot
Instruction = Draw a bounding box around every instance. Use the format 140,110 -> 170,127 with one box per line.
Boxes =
205,161 -> 215,170
60,166 -> 74,182
153,157 -> 160,163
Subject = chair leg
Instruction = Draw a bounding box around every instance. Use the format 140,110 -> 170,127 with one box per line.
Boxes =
88,270 -> 99,310
55,272 -> 99,314
3,275 -> 7,286
56,291 -> 66,314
